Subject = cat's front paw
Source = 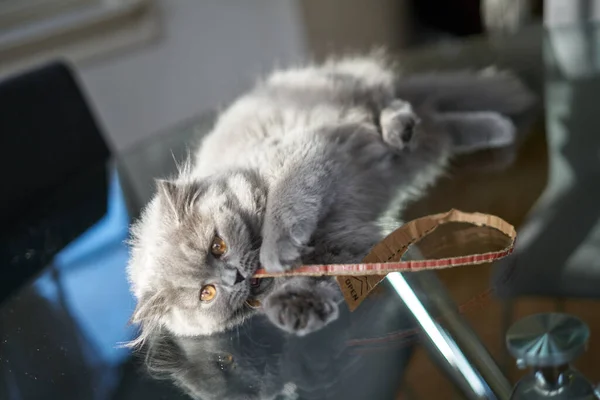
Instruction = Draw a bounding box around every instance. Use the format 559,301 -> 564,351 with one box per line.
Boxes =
260,218 -> 314,273
264,287 -> 339,336
259,235 -> 304,273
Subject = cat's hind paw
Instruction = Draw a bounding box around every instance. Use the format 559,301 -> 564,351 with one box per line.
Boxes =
264,286 -> 339,336
476,67 -> 537,116
379,100 -> 420,151
436,111 -> 516,154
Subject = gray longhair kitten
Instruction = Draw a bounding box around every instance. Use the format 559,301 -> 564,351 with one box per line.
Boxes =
127,54 -> 534,346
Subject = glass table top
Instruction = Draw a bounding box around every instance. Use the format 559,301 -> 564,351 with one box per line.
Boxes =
3,23 -> 600,400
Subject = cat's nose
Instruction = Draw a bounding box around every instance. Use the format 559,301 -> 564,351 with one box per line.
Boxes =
234,269 -> 246,284
220,267 -> 246,286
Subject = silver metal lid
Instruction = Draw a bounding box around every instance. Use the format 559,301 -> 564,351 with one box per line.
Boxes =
506,312 -> 589,368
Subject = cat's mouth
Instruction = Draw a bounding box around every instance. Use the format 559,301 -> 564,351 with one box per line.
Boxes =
233,263 -> 273,296
249,277 -> 273,296
234,269 -> 272,296
234,265 -> 273,309
244,276 -> 273,309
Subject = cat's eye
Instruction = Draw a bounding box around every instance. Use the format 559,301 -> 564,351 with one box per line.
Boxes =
210,236 -> 227,257
200,284 -> 217,302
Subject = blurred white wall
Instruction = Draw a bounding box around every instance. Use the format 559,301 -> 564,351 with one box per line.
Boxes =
77,0 -> 308,151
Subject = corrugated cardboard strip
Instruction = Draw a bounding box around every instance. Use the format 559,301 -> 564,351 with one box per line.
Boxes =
254,209 -> 516,311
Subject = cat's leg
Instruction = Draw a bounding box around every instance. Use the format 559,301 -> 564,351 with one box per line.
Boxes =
260,154 -> 336,273
258,137 -> 385,273
395,69 -> 535,117
263,277 -> 340,336
379,100 -> 518,155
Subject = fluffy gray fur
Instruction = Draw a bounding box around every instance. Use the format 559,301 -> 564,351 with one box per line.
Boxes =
127,54 -> 534,345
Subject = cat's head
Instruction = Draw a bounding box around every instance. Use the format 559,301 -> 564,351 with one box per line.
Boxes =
126,170 -> 272,345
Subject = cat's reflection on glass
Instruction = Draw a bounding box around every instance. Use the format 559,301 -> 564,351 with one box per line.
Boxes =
143,315 -> 294,400
140,292 -> 416,400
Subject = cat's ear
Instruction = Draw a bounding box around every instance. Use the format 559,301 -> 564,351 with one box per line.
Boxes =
156,179 -> 183,221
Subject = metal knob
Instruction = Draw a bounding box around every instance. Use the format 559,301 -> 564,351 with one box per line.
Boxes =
506,312 -> 589,369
